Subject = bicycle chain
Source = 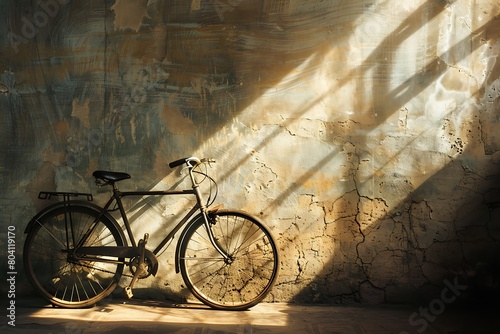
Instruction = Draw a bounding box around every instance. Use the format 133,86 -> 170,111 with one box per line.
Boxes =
72,260 -> 135,278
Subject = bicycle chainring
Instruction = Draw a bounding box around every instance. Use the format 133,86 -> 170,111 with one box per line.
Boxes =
128,256 -> 154,279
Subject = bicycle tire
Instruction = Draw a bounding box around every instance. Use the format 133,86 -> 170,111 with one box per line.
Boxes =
179,209 -> 279,310
23,204 -> 126,308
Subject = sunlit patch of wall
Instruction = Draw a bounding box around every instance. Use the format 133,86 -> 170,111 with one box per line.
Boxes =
186,0 -> 500,304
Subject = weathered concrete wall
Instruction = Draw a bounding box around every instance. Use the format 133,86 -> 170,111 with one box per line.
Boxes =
1,0 -> 500,305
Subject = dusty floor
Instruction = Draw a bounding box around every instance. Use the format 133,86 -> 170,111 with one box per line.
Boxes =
2,296 -> 498,333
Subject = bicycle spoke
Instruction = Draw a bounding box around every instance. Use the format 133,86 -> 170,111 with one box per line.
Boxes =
180,211 -> 278,310
24,205 -> 124,308
33,219 -> 67,249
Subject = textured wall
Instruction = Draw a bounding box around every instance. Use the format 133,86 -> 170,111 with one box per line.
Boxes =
1,0 -> 500,305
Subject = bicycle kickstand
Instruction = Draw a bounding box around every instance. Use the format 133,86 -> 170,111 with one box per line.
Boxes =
125,233 -> 149,299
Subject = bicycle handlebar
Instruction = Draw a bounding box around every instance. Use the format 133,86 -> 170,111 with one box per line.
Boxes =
169,157 -> 215,169
169,157 -> 189,168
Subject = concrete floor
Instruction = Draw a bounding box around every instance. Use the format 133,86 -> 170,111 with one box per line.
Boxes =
2,296 -> 498,334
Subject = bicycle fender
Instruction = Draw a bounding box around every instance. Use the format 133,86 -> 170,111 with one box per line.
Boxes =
174,213 -> 205,273
24,200 -> 123,240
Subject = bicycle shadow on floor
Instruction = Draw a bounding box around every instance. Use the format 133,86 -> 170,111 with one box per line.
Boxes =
9,295 -> 289,334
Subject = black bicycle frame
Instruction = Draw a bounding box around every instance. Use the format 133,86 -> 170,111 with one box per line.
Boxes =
113,189 -> 200,250
71,160 -> 232,270
72,186 -> 229,268
73,188 -> 199,259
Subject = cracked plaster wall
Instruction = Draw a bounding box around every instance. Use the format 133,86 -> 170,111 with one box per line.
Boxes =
1,0 -> 500,305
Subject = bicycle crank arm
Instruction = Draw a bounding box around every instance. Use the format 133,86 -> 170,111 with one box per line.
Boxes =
125,234 -> 148,299
74,246 -> 158,276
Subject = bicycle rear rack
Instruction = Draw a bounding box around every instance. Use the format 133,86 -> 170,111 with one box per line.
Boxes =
38,191 -> 93,202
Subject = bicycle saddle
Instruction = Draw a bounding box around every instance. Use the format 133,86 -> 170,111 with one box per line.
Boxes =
93,170 -> 131,182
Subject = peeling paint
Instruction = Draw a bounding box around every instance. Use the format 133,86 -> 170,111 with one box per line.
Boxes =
111,0 -> 149,32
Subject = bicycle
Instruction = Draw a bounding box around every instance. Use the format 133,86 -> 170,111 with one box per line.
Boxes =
23,156 -> 279,310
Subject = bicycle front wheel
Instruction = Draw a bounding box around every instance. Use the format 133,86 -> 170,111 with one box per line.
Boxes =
24,204 -> 125,308
179,210 -> 279,310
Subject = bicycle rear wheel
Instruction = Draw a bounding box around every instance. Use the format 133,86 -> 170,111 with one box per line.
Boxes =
179,210 -> 279,310
24,204 -> 125,308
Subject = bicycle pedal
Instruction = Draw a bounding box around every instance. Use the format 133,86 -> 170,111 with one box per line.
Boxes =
143,233 -> 149,244
125,286 -> 133,299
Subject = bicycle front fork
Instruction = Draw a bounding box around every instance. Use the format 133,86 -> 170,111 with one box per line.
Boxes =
203,208 -> 233,263
191,178 -> 232,262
